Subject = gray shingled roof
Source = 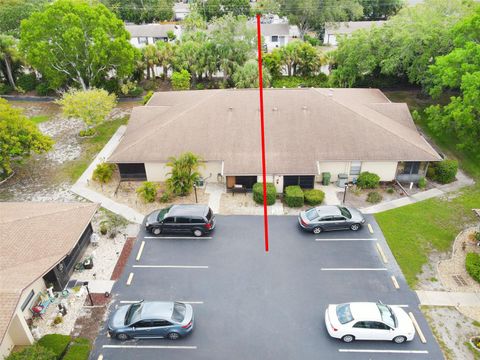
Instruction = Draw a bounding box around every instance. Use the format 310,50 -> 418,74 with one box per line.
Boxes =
125,23 -> 177,38
108,88 -> 441,175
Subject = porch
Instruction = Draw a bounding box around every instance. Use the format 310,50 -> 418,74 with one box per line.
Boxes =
395,161 -> 429,184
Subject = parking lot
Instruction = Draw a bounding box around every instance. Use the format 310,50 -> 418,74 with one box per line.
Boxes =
92,215 -> 443,359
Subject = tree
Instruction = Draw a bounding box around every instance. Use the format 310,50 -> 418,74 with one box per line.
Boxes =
194,0 -> 251,21
142,45 -> 159,80
174,31 -> 208,85
359,0 -> 404,20
171,70 -> 191,90
0,34 -> 19,90
253,0 -> 280,16
425,7 -> 480,155
156,41 -> 176,80
276,40 -> 322,76
278,0 -> 363,38
20,0 -> 139,90
263,50 -> 283,79
0,0 -> 49,37
102,0 -> 174,23
166,152 -> 203,196
56,89 -> 117,134
0,98 -> 53,179
233,59 -> 271,88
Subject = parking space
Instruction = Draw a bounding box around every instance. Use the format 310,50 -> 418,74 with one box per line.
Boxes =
91,215 -> 443,360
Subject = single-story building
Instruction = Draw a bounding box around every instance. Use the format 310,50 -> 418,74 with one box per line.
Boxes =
108,88 -> 441,193
323,21 -> 386,46
126,23 -> 182,47
0,202 -> 99,359
247,22 -> 300,52
174,2 -> 190,21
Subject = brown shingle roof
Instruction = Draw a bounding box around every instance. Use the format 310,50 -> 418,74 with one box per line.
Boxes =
0,202 -> 99,345
108,88 -> 441,175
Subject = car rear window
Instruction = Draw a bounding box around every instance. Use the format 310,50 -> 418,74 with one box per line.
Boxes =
305,209 -> 318,221
206,208 -> 213,221
172,302 -> 186,322
336,304 -> 354,324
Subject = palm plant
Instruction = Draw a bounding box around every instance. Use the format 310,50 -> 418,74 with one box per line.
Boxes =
166,152 -> 203,196
0,34 -> 19,89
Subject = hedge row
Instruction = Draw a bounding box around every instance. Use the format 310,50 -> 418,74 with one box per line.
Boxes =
285,185 -> 304,207
7,336 -> 91,360
37,335 -> 71,360
63,338 -> 91,360
253,182 -> 276,205
428,160 -> 458,184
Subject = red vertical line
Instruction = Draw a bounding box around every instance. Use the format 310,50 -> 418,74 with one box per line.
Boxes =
256,13 -> 269,253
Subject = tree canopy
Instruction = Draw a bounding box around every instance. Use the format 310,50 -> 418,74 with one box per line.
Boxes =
194,0 -> 251,21
358,0 -> 404,20
425,7 -> 480,156
20,0 -> 139,90
233,59 -> 271,88
102,0 -> 174,23
0,98 -> 53,179
0,0 -> 49,37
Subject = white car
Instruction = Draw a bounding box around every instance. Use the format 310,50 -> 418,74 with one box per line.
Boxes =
325,302 -> 415,344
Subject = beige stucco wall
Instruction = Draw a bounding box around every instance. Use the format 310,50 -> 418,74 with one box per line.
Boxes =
145,161 -> 223,182
317,162 -> 350,182
20,278 -> 46,320
361,162 -> 398,181
0,331 -> 15,359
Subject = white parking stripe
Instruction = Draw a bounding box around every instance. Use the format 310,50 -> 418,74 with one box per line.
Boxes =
391,304 -> 409,308
368,223 -> 374,233
391,275 -> 400,289
103,345 -> 197,350
133,265 -> 208,269
144,236 -> 212,240
339,349 -> 428,354
119,300 -> 204,304
136,241 -> 145,261
376,243 -> 389,264
126,272 -> 134,285
409,312 -> 427,344
321,268 -> 387,271
315,238 -> 377,241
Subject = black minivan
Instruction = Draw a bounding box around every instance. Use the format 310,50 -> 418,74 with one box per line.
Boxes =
145,204 -> 215,237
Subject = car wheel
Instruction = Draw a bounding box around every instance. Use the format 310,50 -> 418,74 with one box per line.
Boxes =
313,227 -> 322,234
116,333 -> 129,341
152,227 -> 162,235
350,224 -> 360,231
168,332 -> 180,340
341,335 -> 355,343
393,336 -> 406,344
193,229 -> 204,237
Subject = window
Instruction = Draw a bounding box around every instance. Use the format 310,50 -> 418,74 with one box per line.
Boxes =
403,162 -> 420,175
152,320 -> 172,327
175,217 -> 190,224
336,304 -> 353,324
172,302 -> 186,322
350,161 -> 362,175
134,320 -> 152,328
321,216 -> 335,221
332,216 -> 346,221
21,290 -> 35,312
191,218 -> 204,224
163,217 -> 174,223
271,36 -> 279,42
372,322 -> 391,330
353,321 -> 368,328
306,209 -> 318,221
339,207 -> 352,219
138,37 -> 148,45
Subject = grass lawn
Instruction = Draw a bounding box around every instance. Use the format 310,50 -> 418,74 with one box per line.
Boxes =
58,116 -> 129,182
29,115 -> 50,124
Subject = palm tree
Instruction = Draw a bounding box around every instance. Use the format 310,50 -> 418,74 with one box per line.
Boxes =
155,41 -> 176,80
142,44 -> 159,80
166,152 -> 203,196
0,34 -> 18,89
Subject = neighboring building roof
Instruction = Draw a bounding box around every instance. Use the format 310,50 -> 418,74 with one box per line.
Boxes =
0,202 -> 99,345
247,22 -> 300,37
324,21 -> 386,36
125,23 -> 178,38
108,88 -> 441,175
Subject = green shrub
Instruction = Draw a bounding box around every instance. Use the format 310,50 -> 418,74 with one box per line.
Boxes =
17,73 -> 37,91
142,90 -> 154,105
159,189 -> 173,203
143,79 -> 157,91
367,191 -> 383,203
171,70 -> 191,90
0,83 -> 13,95
433,160 -> 458,184
102,78 -> 121,94
284,185 -> 304,207
418,177 -> 427,189
357,172 -> 380,189
253,182 -> 276,205
426,166 -> 436,180
92,162 -> 116,183
63,338 -> 91,360
304,34 -> 321,46
99,222 -> 108,235
386,187 -> 395,194
136,181 -> 159,202
35,83 -> 52,96
5,345 -> 55,360
79,128 -> 96,137
466,252 -> 480,283
271,75 -> 328,88
196,83 -> 205,90
37,334 -> 71,360
304,189 -> 325,205
128,86 -> 143,97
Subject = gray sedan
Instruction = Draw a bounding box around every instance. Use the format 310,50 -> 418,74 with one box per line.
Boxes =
298,205 -> 366,234
108,301 -> 194,340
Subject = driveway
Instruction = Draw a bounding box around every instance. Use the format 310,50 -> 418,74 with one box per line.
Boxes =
91,215 -> 443,359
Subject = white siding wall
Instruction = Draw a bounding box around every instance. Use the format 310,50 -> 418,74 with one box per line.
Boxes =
361,161 -> 398,181
317,162 -> 350,183
145,161 -> 223,182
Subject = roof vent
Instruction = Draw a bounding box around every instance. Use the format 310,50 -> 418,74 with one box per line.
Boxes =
228,107 -> 233,111
302,105 -> 307,111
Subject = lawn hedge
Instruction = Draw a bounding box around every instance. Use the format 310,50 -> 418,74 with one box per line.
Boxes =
284,185 -> 304,207
5,345 -> 55,360
434,159 -> 458,184
304,189 -> 325,205
37,334 -> 71,360
466,252 -> 480,283
63,338 -> 91,360
357,172 -> 380,189
253,182 -> 276,205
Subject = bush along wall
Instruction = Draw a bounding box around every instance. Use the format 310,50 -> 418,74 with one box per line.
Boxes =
433,159 -> 458,184
284,185 -> 304,207
356,172 -> 380,189
304,189 -> 325,205
253,182 -> 276,205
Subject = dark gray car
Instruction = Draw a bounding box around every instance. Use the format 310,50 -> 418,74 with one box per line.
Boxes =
298,205 -> 366,234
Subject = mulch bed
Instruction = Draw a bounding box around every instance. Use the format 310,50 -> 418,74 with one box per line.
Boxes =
110,236 -> 135,281
73,306 -> 109,343
84,293 -> 112,307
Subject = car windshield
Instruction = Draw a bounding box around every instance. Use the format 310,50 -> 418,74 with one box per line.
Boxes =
157,207 -> 172,221
305,209 -> 319,221
336,304 -> 354,324
125,303 -> 142,325
172,302 -> 186,322
377,303 -> 396,328
338,207 -> 352,219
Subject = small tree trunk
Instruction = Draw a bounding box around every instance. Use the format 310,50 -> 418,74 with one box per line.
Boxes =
4,58 -> 16,89
78,76 -> 87,91
163,65 -> 168,80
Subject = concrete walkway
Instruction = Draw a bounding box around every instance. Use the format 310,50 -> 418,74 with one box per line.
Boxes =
70,125 -> 145,224
205,182 -> 225,214
315,184 -> 342,205
416,290 -> 480,307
